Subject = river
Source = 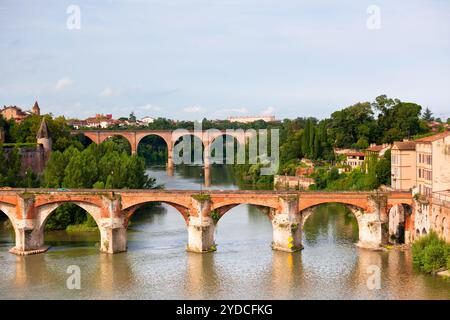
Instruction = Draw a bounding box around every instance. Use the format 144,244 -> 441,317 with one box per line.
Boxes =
0,165 -> 449,299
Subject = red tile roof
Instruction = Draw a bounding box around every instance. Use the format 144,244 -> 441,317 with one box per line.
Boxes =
346,152 -> 365,157
366,145 -> 384,152
415,131 -> 450,143
393,141 -> 416,150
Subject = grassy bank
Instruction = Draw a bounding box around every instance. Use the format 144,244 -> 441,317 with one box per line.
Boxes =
412,231 -> 450,273
66,224 -> 98,233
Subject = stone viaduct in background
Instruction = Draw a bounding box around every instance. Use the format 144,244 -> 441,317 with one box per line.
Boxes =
0,189 -> 412,256
72,130 -> 251,186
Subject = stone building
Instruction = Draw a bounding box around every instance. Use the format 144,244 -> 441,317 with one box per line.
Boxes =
431,191 -> 450,242
344,151 -> 365,169
366,143 -> 391,158
274,175 -> 315,190
392,131 -> 450,243
391,141 -> 416,191
415,131 -> 450,196
0,101 -> 40,123
227,115 -> 276,123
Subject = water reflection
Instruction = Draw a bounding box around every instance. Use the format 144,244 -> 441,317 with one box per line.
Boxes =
184,253 -> 220,299
270,251 -> 305,299
96,253 -> 134,298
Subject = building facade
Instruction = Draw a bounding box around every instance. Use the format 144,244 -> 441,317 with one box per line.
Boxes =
0,101 -> 40,123
391,131 -> 450,243
366,143 -> 391,158
415,131 -> 450,196
228,115 -> 276,123
391,141 -> 416,191
345,152 -> 365,169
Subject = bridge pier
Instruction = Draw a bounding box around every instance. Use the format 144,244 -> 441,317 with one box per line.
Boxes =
272,197 -> 302,252
356,196 -> 389,249
186,196 -> 216,253
203,165 -> 211,187
186,216 -> 216,253
8,196 -> 47,255
9,222 -> 48,255
357,216 -> 388,249
100,225 -> 127,254
167,154 -> 174,176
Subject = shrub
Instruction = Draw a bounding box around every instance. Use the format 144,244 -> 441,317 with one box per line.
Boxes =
412,231 -> 450,273
447,255 -> 450,271
422,243 -> 447,273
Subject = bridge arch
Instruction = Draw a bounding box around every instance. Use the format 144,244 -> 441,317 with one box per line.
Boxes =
172,134 -> 205,165
212,201 -> 277,221
136,134 -> 170,166
99,134 -> 133,154
299,202 -> 365,231
208,133 -> 245,165
122,200 -> 191,225
0,202 -> 19,237
36,201 -> 102,231
387,203 -> 412,243
136,133 -> 171,151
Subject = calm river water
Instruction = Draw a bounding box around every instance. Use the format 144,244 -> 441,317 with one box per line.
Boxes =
0,165 -> 449,299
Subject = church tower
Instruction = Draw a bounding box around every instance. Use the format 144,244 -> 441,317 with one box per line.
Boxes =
36,118 -> 52,163
32,101 -> 40,116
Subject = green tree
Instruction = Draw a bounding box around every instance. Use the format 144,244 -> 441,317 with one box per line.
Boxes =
422,107 -> 433,121
375,149 -> 391,186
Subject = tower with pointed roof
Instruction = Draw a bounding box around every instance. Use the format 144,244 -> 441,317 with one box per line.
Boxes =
32,101 -> 40,115
36,118 -> 52,162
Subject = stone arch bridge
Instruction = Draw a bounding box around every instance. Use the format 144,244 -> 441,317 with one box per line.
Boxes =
0,189 -> 412,255
72,129 -> 253,186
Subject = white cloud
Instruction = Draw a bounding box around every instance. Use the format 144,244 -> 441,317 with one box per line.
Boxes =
100,87 -> 120,97
55,77 -> 73,91
215,107 -> 248,115
139,104 -> 162,111
262,106 -> 275,115
183,106 -> 205,113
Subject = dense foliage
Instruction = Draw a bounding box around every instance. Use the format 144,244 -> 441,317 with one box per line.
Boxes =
412,231 -> 450,273
309,151 -> 391,191
5,114 -> 84,151
43,141 -> 155,189
0,147 -> 40,187
42,140 -> 156,230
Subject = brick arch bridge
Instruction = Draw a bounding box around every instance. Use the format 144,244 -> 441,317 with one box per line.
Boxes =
72,129 -> 251,186
72,129 -> 248,157
0,189 -> 412,255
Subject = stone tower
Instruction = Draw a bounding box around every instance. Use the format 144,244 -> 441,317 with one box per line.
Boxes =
32,101 -> 40,116
36,118 -> 52,162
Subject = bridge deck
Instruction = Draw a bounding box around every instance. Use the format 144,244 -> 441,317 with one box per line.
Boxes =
0,188 -> 412,195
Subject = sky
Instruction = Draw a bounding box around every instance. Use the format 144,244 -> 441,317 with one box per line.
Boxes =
1,0 -> 449,121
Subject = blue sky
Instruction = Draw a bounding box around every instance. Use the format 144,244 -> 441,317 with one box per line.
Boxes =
1,0 -> 449,120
